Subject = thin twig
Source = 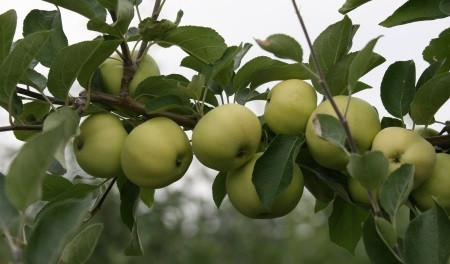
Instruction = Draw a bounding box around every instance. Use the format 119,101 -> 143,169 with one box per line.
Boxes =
0,125 -> 43,132
90,178 -> 117,216
16,87 -> 73,105
136,0 -> 163,61
291,0 -> 358,153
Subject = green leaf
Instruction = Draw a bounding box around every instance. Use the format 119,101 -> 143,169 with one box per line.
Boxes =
87,0 -> 134,37
0,174 -> 18,226
141,24 -> 227,64
212,171 -> 227,209
410,72 -> 450,125
328,196 -> 369,254
339,0 -> 372,14
252,134 -> 304,210
42,0 -> 106,20
139,188 -> 154,208
326,51 -> 384,96
24,199 -> 90,264
380,60 -> 416,119
310,15 -> 356,84
374,217 -> 398,249
97,0 -> 116,10
13,100 -> 50,141
0,10 -> 17,64
23,10 -> 68,67
300,166 -> 353,203
187,74 -> 205,100
144,94 -> 191,114
124,224 -> 143,256
301,169 -> 334,203
135,75 -> 190,101
381,117 -> 404,129
423,28 -> 450,74
363,216 -> 402,264
416,60 -> 446,89
117,175 -> 140,231
203,45 -> 241,85
248,63 -> 311,90
0,30 -> 52,108
380,0 -> 449,28
20,68 -> 47,91
379,164 -> 414,219
77,40 -> 122,88
235,89 -> 268,105
47,40 -> 106,99
347,36 -> 382,94
347,151 -> 389,190
5,107 -> 79,210
313,114 -> 347,151
0,93 -> 23,117
42,174 -> 73,201
60,223 -> 103,264
255,34 -> 303,62
441,0 -> 450,14
233,56 -> 310,93
404,203 -> 450,264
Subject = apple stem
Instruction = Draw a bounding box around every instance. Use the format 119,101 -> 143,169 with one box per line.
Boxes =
290,0 -> 358,154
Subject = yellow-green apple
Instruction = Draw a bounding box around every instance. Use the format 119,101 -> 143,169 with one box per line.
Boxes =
120,117 -> 193,189
192,104 -> 262,172
348,177 -> 376,206
414,127 -> 439,138
226,153 -> 304,219
99,51 -> 160,97
264,79 -> 317,135
305,95 -> 381,170
73,113 -> 127,178
371,127 -> 436,189
411,153 -> 450,212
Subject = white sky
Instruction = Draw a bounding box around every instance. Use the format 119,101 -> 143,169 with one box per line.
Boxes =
1,1 -> 449,173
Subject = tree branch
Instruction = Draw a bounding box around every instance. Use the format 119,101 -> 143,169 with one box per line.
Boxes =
83,90 -> 198,128
108,10 -> 134,98
426,134 -> 450,149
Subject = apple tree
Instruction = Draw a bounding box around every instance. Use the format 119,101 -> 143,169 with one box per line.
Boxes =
1,0 -> 450,263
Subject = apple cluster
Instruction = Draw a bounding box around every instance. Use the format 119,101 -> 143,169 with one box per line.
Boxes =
75,52 -> 446,219
262,79 -> 447,214
73,52 -> 193,190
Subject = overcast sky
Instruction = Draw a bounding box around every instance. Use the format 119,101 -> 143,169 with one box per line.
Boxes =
1,1 -> 449,173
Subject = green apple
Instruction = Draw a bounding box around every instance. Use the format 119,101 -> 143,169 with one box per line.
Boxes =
121,117 -> 193,189
192,104 -> 262,172
226,153 -> 304,219
99,51 -> 160,97
411,153 -> 450,212
414,127 -> 439,138
305,95 -> 381,170
371,127 -> 436,189
73,113 -> 128,178
348,177 -> 377,206
264,79 -> 317,135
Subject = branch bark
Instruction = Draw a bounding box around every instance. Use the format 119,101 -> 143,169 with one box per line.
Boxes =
83,90 -> 198,128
